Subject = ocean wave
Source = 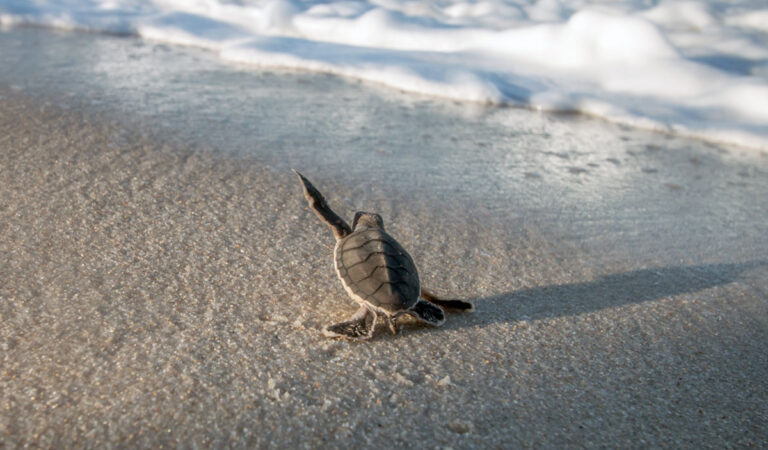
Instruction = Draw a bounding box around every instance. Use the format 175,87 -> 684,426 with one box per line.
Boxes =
3,0 -> 767,149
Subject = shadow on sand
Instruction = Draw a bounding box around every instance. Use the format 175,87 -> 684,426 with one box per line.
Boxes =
449,261 -> 765,329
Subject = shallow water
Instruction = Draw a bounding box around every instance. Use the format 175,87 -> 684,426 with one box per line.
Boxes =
3,1 -> 768,149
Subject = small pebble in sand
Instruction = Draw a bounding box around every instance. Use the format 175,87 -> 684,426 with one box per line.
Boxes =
447,421 -> 473,434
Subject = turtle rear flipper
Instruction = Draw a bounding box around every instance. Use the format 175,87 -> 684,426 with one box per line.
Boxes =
421,288 -> 474,312
409,299 -> 446,326
323,306 -> 376,340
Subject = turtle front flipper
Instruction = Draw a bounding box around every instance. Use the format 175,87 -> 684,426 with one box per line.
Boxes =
294,170 -> 352,241
421,288 -> 474,312
409,299 -> 446,327
323,306 -> 376,340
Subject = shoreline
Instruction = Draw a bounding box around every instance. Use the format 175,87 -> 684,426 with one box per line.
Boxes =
2,0 -> 768,152
3,23 -> 768,153
1,28 -> 767,447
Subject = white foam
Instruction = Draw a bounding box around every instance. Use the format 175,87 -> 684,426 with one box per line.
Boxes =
2,0 -> 767,149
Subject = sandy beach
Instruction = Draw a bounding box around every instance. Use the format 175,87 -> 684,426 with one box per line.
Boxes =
1,28 -> 767,447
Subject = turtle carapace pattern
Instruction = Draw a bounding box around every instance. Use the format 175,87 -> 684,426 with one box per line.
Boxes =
294,170 -> 474,340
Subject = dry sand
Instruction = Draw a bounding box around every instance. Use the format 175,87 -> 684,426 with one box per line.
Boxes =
1,28 -> 768,448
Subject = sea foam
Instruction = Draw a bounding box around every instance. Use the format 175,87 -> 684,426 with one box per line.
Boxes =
2,0 -> 767,149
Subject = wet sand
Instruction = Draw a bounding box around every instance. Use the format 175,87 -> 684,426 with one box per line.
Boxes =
1,28 -> 767,448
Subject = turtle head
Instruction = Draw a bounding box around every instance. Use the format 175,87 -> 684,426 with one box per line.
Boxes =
352,212 -> 384,231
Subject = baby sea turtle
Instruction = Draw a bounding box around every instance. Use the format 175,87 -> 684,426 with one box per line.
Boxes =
294,170 -> 473,340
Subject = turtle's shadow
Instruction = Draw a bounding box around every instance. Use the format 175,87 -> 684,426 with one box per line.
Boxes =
440,261 -> 765,331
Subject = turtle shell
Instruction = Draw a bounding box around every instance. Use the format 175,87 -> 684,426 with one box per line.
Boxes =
334,228 -> 420,312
